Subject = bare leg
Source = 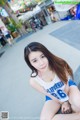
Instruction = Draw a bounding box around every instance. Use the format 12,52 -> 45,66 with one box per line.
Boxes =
7,38 -> 12,45
52,113 -> 80,120
40,100 -> 60,120
69,86 -> 80,112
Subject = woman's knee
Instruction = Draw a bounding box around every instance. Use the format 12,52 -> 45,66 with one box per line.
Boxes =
71,104 -> 80,113
69,86 -> 80,104
69,96 -> 80,110
68,86 -> 80,112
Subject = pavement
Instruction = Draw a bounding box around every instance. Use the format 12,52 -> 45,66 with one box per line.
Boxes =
0,20 -> 80,120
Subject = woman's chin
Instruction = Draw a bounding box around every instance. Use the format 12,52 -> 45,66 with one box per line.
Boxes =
39,67 -> 48,73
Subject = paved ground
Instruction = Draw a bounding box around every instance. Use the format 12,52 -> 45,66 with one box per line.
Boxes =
50,20 -> 80,51
0,21 -> 80,120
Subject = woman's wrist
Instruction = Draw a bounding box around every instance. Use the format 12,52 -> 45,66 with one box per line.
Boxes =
61,100 -> 69,105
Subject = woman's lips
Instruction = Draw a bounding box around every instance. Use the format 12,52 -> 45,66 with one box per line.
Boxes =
40,65 -> 47,69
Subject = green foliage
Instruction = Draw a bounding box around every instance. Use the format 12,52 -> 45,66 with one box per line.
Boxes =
6,18 -> 22,32
9,18 -> 22,30
0,0 -> 7,5
7,23 -> 16,32
0,0 -> 22,33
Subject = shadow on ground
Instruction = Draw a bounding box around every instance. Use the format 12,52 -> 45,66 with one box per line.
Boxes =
0,51 -> 5,57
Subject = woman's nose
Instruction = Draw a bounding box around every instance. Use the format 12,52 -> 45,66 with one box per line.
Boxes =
39,59 -> 44,65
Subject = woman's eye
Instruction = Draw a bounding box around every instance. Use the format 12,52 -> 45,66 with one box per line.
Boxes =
41,55 -> 45,58
33,60 -> 37,63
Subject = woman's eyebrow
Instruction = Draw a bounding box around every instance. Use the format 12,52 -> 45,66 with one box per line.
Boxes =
31,58 -> 37,61
31,53 -> 43,61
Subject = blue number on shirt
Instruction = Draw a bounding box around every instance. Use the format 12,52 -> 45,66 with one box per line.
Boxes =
51,93 -> 60,99
57,89 -> 67,98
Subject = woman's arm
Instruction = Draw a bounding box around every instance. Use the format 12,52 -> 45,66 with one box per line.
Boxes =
30,78 -> 60,103
61,78 -> 72,113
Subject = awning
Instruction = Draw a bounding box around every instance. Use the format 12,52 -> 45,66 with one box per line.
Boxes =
52,0 -> 78,11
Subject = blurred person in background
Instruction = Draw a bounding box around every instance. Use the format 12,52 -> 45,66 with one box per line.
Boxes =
1,26 -> 13,46
30,20 -> 36,32
0,29 -> 6,47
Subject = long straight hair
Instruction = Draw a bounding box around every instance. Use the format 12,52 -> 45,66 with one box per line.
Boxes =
24,42 -> 73,83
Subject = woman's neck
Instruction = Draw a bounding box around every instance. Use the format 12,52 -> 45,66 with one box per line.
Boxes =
38,69 -> 56,82
38,67 -> 51,76
38,68 -> 55,80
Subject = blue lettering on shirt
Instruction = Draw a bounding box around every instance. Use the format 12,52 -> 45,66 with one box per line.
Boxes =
46,81 -> 67,100
47,81 -> 64,93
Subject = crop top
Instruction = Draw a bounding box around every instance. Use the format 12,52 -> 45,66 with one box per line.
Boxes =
34,74 -> 69,102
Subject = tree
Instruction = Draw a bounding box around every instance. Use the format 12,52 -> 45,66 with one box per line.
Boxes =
0,0 -> 6,6
0,0 -> 26,35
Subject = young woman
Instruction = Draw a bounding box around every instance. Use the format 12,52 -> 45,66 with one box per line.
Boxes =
24,42 -> 80,120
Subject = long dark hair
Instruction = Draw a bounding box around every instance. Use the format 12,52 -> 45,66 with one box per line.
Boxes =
24,42 -> 73,83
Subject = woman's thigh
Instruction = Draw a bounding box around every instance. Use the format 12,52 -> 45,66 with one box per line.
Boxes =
40,100 -> 60,120
69,86 -> 80,112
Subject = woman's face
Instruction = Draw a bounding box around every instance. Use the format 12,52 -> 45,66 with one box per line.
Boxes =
28,51 -> 49,73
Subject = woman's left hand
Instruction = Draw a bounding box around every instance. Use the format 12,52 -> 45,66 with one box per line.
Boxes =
61,101 -> 72,114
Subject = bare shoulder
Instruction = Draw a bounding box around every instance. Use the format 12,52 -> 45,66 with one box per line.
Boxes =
29,77 -> 39,87
29,77 -> 44,92
29,77 -> 35,85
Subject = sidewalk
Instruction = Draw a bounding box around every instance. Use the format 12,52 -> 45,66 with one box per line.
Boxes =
0,21 -> 80,120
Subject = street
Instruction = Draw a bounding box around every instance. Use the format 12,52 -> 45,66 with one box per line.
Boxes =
0,21 -> 80,120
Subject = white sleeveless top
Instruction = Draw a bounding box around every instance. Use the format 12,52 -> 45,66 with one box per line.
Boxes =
34,74 -> 69,102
